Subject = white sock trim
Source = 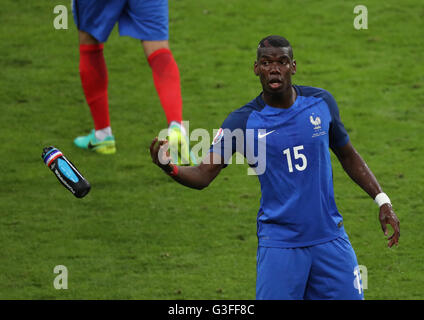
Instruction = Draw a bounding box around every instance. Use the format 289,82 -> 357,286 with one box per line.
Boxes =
169,121 -> 186,136
95,127 -> 112,141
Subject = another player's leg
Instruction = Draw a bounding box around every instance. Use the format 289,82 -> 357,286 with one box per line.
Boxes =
117,0 -> 196,165
256,246 -> 311,300
74,30 -> 116,154
144,40 -> 195,165
304,232 -> 365,300
71,0 -> 126,154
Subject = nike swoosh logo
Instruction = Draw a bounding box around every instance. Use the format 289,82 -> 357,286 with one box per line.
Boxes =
258,130 -> 275,139
87,141 -> 100,150
88,139 -> 114,150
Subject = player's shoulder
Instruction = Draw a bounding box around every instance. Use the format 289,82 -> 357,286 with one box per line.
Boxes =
221,94 -> 265,128
233,94 -> 265,115
295,85 -> 335,101
295,84 -> 339,112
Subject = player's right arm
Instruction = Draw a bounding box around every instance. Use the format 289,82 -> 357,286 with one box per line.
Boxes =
150,137 -> 225,190
150,106 -> 250,189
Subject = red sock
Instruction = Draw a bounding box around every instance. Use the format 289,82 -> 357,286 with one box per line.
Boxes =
79,44 -> 110,130
148,48 -> 183,125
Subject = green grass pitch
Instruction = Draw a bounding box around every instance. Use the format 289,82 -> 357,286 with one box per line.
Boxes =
0,0 -> 423,299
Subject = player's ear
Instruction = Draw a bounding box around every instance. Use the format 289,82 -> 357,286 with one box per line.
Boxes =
291,60 -> 297,75
254,61 -> 259,76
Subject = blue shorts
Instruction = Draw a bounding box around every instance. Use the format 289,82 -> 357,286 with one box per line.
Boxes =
256,232 -> 364,300
72,0 -> 169,43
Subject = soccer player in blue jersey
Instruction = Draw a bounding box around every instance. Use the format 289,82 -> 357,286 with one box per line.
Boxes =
149,35 -> 400,300
72,0 -> 194,164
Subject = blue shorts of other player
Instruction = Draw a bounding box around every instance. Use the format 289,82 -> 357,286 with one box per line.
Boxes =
73,0 -> 169,42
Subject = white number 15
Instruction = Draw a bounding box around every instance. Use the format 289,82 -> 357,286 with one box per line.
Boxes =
282,145 -> 307,173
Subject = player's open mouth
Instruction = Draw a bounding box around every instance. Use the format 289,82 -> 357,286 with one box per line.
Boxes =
269,79 -> 282,89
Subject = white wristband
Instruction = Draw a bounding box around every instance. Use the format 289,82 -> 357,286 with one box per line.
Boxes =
374,193 -> 391,207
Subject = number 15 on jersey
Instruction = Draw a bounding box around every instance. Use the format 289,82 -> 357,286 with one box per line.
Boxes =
283,145 -> 307,172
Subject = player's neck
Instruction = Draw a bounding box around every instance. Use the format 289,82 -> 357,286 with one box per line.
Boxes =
263,86 -> 297,109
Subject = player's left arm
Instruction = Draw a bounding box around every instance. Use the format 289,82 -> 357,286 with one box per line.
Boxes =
332,141 -> 400,247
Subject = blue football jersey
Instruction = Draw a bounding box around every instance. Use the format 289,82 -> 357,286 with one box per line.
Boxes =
210,85 -> 350,248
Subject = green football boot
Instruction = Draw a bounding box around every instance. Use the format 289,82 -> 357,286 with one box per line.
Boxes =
168,123 -> 197,165
74,129 -> 116,155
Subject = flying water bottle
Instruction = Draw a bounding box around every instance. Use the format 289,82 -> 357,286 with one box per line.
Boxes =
42,146 -> 91,198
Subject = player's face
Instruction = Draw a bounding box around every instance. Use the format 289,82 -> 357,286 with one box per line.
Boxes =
254,47 -> 296,94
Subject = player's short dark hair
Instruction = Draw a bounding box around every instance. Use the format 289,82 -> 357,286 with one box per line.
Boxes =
257,35 -> 293,59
